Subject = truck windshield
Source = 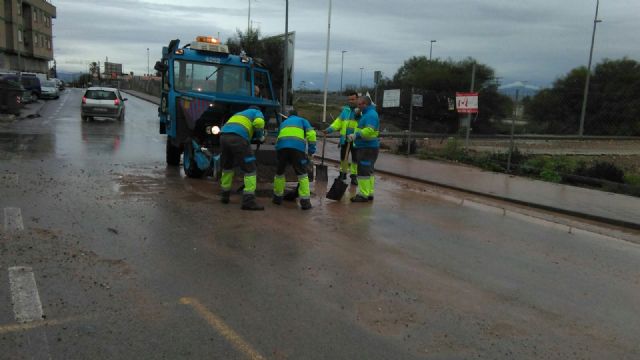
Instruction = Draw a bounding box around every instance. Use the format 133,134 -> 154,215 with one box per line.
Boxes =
173,60 -> 251,96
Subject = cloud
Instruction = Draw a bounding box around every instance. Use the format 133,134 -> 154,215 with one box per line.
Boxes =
53,0 -> 640,89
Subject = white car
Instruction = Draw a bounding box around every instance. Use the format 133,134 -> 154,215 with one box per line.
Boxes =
81,87 -> 127,121
40,80 -> 60,99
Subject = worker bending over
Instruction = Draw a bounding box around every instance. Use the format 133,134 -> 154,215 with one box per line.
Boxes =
325,92 -> 360,185
219,106 -> 266,210
273,111 -> 317,210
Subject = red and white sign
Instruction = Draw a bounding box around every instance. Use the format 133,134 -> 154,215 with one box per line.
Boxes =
456,92 -> 479,113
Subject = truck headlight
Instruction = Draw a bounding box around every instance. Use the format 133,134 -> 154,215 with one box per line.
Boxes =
212,126 -> 221,135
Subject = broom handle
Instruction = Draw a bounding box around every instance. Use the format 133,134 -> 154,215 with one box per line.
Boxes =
342,141 -> 351,173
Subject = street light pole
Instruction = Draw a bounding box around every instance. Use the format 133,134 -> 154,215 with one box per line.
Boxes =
579,0 -> 601,137
247,0 -> 251,34
282,0 -> 289,109
321,0 -> 332,123
429,40 -> 437,61
340,50 -> 347,93
146,48 -> 150,76
359,67 -> 364,90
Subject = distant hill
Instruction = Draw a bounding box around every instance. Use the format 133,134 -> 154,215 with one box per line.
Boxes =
56,71 -> 82,83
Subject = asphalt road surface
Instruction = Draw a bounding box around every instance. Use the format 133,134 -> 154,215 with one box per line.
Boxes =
1,88 -> 639,359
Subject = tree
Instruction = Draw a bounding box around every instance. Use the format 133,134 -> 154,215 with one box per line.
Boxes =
526,58 -> 640,135
226,28 -> 286,102
384,57 -> 510,133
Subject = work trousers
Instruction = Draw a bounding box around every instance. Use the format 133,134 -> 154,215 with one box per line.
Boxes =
220,133 -> 257,194
273,148 -> 311,200
355,147 -> 379,197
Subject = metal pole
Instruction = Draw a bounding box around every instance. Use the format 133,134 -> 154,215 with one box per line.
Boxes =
321,0 -> 332,123
146,48 -> 150,76
464,63 -> 476,148
579,0 -> 600,137
429,40 -> 436,61
407,87 -> 414,156
247,0 -> 251,35
359,67 -> 363,90
507,88 -> 519,173
340,50 -> 346,93
282,0 -> 289,109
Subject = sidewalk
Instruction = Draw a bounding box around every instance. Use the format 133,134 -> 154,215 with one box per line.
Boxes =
123,89 -> 640,229
318,140 -> 640,230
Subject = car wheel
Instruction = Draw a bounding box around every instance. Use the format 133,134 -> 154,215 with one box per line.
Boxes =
166,138 -> 181,166
183,140 -> 205,178
118,111 -> 124,122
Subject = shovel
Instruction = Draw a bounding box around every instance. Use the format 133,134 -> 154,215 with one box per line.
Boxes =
315,132 -> 329,182
326,142 -> 351,201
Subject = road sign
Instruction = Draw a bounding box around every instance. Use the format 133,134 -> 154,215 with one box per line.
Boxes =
374,71 -> 382,85
383,89 -> 400,108
412,94 -> 423,107
456,92 -> 479,113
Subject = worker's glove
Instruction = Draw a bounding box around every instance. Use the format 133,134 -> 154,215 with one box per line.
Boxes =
324,127 -> 333,135
258,135 -> 266,143
347,133 -> 357,142
308,144 -> 317,156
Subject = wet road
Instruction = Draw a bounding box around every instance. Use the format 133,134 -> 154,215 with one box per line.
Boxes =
1,88 -> 639,359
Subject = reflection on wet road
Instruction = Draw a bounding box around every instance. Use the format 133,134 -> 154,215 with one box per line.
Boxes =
0,88 -> 639,359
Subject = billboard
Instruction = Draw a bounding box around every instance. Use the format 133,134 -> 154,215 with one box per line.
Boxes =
456,92 -> 479,113
104,62 -> 123,76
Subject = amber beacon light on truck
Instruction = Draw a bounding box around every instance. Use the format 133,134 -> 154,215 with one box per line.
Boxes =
189,36 -> 230,54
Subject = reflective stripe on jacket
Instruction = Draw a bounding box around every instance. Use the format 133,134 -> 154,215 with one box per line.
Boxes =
276,115 -> 317,152
222,108 -> 265,141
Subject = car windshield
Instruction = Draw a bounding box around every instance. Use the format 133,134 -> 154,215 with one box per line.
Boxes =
85,90 -> 117,100
43,81 -> 57,87
173,60 -> 250,95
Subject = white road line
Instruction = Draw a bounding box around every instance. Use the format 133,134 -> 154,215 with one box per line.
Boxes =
8,267 -> 44,323
3,207 -> 24,232
8,267 -> 52,360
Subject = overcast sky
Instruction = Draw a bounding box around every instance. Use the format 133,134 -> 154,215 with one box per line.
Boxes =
52,0 -> 640,89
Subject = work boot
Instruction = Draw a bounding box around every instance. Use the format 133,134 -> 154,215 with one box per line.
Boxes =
283,189 -> 299,202
368,196 -> 374,201
350,175 -> 358,186
241,194 -> 264,211
300,198 -> 312,210
338,172 -> 347,181
220,191 -> 230,204
350,194 -> 369,203
272,195 -> 283,205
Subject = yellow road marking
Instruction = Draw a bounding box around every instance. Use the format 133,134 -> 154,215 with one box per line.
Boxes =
180,297 -> 265,360
0,314 -> 93,335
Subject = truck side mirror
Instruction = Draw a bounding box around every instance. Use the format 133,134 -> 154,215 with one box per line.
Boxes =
154,61 -> 167,73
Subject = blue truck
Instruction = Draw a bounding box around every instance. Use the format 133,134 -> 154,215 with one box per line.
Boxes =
155,36 -> 282,178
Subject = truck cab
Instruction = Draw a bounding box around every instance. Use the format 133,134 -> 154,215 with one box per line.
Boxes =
155,37 -> 281,176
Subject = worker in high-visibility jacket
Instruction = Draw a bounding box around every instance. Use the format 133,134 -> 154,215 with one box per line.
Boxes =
347,96 -> 380,203
273,111 -> 317,210
219,106 -> 266,210
324,92 -> 360,185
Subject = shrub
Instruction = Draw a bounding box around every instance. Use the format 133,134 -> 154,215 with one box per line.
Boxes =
576,161 -> 625,183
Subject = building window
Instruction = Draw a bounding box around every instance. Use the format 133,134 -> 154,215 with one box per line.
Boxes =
18,30 -> 23,43
47,39 -> 51,49
34,34 -> 38,46
17,1 -> 22,15
33,9 -> 37,23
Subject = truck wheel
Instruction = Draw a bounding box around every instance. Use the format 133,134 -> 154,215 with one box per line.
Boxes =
183,140 -> 205,178
166,138 -> 181,166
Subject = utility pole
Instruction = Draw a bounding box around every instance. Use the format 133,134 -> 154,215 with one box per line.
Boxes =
340,50 -> 347,93
579,0 -> 601,137
464,63 -> 476,148
359,67 -> 364,90
321,0 -> 332,123
429,40 -> 437,61
407,87 -> 415,156
147,48 -> 150,76
282,0 -> 289,110
507,87 -> 521,172
247,0 -> 251,35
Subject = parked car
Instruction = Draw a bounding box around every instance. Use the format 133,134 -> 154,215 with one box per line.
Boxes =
40,80 -> 60,99
0,74 -> 41,100
81,87 -> 127,121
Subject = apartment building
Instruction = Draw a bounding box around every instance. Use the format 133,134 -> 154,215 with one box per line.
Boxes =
1,0 -> 56,73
